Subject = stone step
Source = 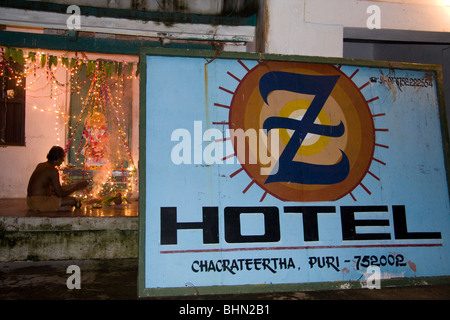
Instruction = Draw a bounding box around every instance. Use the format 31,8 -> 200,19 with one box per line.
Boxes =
0,199 -> 139,262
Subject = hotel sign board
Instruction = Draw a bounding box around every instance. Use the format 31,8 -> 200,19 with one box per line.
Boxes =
138,47 -> 450,297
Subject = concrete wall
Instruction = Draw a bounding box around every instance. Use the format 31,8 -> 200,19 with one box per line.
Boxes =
263,0 -> 450,57
0,215 -> 138,261
262,0 -> 343,57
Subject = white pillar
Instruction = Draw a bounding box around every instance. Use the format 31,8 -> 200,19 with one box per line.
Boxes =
263,0 -> 343,57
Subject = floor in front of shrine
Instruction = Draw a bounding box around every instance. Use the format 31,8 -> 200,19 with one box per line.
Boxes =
0,198 -> 139,217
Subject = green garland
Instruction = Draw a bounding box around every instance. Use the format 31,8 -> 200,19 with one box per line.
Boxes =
2,46 -> 139,77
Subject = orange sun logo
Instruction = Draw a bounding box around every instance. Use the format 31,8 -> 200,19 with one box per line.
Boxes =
215,60 -> 386,202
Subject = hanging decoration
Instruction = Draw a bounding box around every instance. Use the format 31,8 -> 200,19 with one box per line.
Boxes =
63,60 -> 137,203
1,47 -> 139,80
82,111 -> 111,169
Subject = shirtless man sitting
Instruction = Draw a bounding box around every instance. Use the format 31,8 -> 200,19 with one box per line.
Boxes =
27,146 -> 89,212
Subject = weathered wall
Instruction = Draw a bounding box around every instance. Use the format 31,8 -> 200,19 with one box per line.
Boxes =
34,0 -> 259,16
0,216 -> 138,261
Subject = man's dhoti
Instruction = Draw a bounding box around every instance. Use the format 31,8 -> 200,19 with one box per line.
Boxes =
27,195 -> 61,212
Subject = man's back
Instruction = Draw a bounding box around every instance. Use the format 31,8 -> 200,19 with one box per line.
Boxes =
27,162 -> 57,196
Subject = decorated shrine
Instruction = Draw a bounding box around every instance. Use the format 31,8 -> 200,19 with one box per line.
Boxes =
1,46 -> 137,206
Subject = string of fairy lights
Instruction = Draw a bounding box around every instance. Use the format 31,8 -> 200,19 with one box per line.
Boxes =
1,46 -> 139,202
